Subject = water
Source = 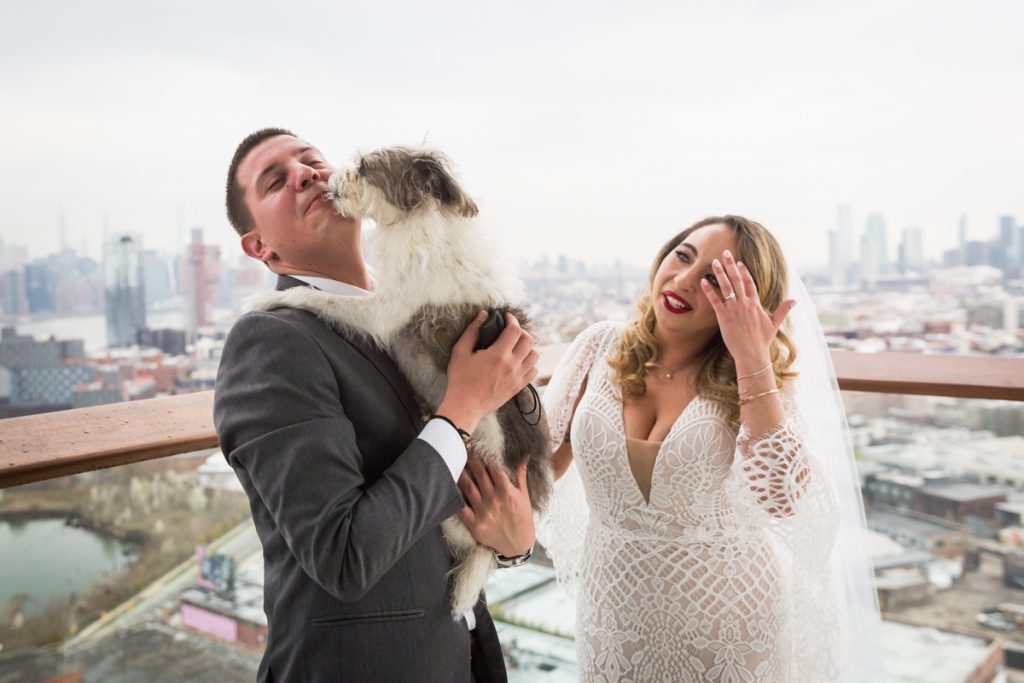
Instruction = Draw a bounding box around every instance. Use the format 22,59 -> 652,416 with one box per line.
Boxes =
9,311 -> 185,352
0,517 -> 139,617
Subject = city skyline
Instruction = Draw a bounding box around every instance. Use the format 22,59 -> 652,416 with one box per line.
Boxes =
1,1 -> 1022,270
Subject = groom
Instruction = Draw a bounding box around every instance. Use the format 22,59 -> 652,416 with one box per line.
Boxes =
214,128 -> 538,682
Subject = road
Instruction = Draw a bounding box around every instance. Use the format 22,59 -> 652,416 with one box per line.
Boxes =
62,519 -> 261,651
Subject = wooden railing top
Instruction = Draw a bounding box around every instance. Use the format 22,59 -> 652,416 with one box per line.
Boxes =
2,349 -> 1022,489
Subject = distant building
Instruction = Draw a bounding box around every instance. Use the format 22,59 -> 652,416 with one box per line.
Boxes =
0,327 -> 96,414
899,226 -> 925,273
143,250 -> 177,306
830,204 -> 855,287
866,508 -> 967,560
875,569 -> 931,610
865,212 -> 890,275
137,327 -> 187,356
964,240 -> 993,267
915,482 -> 1007,523
104,234 -> 147,349
182,228 -> 221,333
1000,215 -> 1018,269
24,261 -> 54,313
0,269 -> 28,316
179,580 -> 266,649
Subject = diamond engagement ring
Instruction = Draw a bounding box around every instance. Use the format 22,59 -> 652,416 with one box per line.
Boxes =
724,293 -> 737,302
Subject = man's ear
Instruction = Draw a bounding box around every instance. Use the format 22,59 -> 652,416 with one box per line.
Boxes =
241,231 -> 274,262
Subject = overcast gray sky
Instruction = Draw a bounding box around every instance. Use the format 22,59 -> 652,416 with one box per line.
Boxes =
1,0 -> 1021,271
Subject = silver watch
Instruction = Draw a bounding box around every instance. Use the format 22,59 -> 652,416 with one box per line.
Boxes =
494,545 -> 533,568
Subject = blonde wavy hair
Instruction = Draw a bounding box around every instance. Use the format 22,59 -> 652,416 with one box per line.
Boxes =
608,215 -> 798,426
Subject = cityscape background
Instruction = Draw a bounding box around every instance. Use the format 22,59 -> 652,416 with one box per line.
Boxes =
2,1 -> 1023,681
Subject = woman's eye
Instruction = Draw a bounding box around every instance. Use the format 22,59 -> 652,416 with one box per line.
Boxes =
675,250 -> 690,263
704,273 -> 719,288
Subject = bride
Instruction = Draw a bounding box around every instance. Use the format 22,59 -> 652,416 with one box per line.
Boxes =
538,216 -> 880,682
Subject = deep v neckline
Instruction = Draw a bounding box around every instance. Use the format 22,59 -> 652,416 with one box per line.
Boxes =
617,387 -> 705,507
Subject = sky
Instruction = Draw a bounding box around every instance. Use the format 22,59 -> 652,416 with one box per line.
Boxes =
1,0 -> 1022,272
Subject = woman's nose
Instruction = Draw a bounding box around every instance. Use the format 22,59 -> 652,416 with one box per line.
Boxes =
673,266 -> 702,292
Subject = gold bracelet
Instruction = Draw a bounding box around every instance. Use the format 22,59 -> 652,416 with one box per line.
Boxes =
736,362 -> 772,381
739,388 -> 780,407
738,377 -> 777,396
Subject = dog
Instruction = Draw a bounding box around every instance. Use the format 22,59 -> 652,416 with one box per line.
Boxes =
246,147 -> 552,617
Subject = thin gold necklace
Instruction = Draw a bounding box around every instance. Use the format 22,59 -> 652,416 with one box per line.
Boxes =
649,361 -> 688,380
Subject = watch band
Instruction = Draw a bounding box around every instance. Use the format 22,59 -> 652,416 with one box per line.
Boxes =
494,545 -> 533,568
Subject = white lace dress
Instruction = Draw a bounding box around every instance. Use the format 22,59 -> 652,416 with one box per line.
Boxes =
539,321 -> 847,683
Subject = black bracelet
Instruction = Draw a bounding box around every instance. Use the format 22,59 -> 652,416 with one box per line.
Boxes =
423,413 -> 473,446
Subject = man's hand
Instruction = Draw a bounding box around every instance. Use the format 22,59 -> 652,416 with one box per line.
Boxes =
456,453 -> 535,557
437,310 -> 538,435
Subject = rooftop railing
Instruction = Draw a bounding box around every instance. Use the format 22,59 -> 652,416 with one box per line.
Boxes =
2,349 -> 1023,490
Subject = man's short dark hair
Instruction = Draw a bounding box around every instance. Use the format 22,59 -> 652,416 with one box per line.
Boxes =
225,127 -> 296,236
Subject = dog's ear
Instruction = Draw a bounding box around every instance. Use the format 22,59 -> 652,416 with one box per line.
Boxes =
410,153 -> 479,218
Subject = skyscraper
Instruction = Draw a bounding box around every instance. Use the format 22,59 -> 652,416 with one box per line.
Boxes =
864,212 -> 889,275
830,204 -> 855,287
899,227 -> 925,273
182,228 -> 221,333
999,215 -> 1019,268
104,234 -> 146,349
859,233 -> 878,284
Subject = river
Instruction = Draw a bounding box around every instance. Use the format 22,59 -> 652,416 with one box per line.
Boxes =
0,517 -> 139,617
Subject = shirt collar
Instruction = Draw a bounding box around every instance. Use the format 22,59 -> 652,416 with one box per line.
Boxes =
288,275 -> 372,298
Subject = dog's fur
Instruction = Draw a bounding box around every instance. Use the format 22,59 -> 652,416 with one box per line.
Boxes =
246,147 -> 552,617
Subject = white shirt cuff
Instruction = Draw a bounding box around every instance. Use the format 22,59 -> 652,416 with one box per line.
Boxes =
418,418 -> 468,482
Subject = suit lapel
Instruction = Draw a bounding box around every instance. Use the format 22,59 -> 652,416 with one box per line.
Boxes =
275,275 -> 424,427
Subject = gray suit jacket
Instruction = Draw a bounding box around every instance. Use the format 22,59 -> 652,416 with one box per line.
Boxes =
214,275 -> 505,682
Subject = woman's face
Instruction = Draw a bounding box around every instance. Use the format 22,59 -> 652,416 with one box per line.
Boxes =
650,223 -> 741,347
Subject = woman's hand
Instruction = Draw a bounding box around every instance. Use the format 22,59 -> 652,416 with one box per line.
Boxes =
699,249 -> 795,374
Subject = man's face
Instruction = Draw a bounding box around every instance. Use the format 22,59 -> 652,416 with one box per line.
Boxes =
236,135 -> 358,273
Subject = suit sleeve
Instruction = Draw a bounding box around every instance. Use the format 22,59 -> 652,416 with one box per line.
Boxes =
213,312 -> 465,601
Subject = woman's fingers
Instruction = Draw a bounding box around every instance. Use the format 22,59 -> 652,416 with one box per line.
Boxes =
736,261 -> 758,301
700,278 -> 726,319
711,258 -> 735,303
721,250 -> 746,300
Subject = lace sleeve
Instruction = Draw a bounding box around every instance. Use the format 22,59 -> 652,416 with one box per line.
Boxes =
735,417 -> 811,519
541,321 -> 618,452
536,321 -> 620,594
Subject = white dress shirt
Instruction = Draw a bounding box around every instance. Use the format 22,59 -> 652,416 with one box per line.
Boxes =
288,274 -> 477,630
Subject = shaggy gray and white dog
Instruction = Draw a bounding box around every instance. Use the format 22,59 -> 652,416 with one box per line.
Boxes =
246,147 -> 552,617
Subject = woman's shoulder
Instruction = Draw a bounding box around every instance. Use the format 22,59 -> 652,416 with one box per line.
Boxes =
575,319 -> 627,346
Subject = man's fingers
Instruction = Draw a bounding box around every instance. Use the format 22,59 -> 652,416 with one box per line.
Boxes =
511,329 -> 535,362
459,472 -> 482,507
488,461 -> 512,494
454,310 -> 488,353
467,453 -> 495,494
516,461 -> 529,491
491,312 -> 524,354
456,505 -> 476,528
